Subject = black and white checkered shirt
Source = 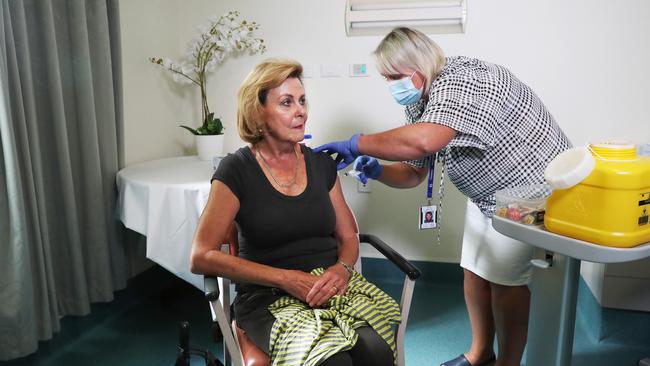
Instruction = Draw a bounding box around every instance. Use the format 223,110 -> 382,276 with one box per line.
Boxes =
406,56 -> 572,216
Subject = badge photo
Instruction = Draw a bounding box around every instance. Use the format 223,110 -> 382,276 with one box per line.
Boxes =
419,205 -> 437,230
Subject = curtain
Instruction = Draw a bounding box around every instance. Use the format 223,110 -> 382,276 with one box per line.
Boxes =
0,0 -> 126,360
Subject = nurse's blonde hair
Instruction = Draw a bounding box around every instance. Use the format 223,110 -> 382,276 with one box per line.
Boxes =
373,27 -> 446,96
237,58 -> 303,143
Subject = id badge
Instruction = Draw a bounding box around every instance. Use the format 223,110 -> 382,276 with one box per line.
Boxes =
419,205 -> 437,230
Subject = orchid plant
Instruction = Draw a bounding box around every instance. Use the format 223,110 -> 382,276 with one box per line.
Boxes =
150,11 -> 266,135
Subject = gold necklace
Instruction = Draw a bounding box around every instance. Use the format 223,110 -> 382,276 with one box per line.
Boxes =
256,146 -> 300,189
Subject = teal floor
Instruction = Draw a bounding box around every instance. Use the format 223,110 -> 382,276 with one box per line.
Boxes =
3,260 -> 649,366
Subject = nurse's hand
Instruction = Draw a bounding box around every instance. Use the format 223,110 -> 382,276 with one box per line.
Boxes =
313,134 -> 361,170
353,156 -> 383,184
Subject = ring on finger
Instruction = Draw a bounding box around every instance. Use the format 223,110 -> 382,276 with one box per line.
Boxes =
331,285 -> 338,293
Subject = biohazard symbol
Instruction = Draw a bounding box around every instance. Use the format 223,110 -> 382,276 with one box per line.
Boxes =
639,192 -> 650,226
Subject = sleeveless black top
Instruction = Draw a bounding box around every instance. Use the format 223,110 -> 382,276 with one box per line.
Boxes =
212,145 -> 338,291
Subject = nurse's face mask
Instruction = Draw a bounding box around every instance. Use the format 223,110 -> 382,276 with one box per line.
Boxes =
388,71 -> 423,105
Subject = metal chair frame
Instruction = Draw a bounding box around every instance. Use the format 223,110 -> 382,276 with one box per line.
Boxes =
204,234 -> 421,366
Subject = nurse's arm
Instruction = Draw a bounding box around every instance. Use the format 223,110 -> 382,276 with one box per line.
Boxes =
379,162 -> 429,188
357,122 -> 455,161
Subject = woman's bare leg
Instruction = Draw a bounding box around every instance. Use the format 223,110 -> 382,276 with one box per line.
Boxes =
491,283 -> 530,366
463,269 -> 496,364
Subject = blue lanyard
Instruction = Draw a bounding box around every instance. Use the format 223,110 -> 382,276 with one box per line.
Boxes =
426,153 -> 436,203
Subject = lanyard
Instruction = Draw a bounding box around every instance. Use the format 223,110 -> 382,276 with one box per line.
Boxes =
424,152 -> 446,245
426,153 -> 436,204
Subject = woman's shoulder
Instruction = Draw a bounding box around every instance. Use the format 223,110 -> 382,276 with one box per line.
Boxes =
440,56 -> 512,82
303,145 -> 335,168
216,147 -> 253,173
442,56 -> 490,72
303,145 -> 337,190
225,146 -> 252,162
429,56 -> 510,101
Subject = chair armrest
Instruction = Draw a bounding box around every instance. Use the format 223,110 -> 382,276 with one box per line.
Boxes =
204,243 -> 232,302
359,234 -> 421,281
204,276 -> 220,301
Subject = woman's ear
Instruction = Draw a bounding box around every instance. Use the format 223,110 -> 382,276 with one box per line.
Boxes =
413,70 -> 426,90
252,108 -> 266,135
256,122 -> 266,137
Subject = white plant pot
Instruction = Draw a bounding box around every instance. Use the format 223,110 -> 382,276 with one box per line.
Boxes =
195,134 -> 224,161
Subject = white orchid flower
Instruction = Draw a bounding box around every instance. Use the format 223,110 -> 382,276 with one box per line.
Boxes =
150,10 -> 266,133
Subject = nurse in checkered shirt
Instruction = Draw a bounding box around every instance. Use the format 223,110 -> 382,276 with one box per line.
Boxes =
315,27 -> 572,366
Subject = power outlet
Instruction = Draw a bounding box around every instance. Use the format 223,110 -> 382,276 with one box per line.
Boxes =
357,180 -> 371,193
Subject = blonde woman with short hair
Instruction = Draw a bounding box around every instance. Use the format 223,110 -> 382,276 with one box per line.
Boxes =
316,27 -> 573,366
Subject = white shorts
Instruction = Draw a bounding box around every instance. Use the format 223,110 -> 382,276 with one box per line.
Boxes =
460,201 -> 533,286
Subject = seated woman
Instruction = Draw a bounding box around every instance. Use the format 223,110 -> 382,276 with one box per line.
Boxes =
190,59 -> 399,366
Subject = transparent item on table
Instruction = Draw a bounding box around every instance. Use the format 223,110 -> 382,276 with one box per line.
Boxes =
345,168 -> 361,178
495,184 -> 553,225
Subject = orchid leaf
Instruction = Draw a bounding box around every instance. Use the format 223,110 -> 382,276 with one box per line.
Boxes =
179,125 -> 199,135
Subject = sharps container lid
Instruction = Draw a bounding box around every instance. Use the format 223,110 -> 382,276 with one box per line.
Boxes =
544,146 -> 595,189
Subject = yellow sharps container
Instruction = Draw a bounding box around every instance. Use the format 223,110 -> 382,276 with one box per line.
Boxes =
544,142 -> 650,247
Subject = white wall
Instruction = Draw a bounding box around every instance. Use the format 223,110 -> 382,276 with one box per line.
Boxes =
119,0 -> 650,264
120,0 -> 194,161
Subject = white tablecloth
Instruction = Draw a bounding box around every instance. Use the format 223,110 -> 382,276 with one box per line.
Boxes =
116,156 -> 215,289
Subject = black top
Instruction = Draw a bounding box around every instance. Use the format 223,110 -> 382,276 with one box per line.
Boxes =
212,145 -> 338,291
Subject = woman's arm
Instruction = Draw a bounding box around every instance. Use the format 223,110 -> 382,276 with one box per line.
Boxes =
306,176 -> 359,306
358,123 -> 456,161
190,180 -> 320,301
378,162 -> 429,188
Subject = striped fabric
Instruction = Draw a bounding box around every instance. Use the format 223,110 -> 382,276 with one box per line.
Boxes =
267,268 -> 401,366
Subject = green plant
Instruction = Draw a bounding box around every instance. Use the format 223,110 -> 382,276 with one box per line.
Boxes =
150,11 -> 266,135
179,112 -> 223,135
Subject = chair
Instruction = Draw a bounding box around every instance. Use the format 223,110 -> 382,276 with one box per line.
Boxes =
203,234 -> 421,366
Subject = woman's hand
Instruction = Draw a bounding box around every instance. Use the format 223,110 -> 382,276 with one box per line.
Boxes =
305,264 -> 351,307
280,270 -> 322,304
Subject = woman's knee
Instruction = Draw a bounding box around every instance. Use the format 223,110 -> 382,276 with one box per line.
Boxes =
320,351 -> 353,366
463,268 -> 487,282
349,326 -> 394,366
490,282 -> 530,297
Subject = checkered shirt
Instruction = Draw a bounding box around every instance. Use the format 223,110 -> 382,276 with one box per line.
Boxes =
406,56 -> 572,217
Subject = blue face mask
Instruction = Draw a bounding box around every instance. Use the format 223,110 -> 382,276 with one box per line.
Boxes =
388,72 -> 423,105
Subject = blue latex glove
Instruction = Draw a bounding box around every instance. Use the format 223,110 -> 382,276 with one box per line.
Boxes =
313,134 -> 361,170
353,156 -> 383,184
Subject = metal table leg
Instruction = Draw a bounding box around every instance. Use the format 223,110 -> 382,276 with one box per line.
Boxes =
555,257 -> 580,366
526,253 -> 581,366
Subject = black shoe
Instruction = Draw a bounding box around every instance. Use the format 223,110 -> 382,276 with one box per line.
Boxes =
441,354 -> 496,366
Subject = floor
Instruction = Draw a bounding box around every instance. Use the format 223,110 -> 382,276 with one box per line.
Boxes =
3,260 -> 649,366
